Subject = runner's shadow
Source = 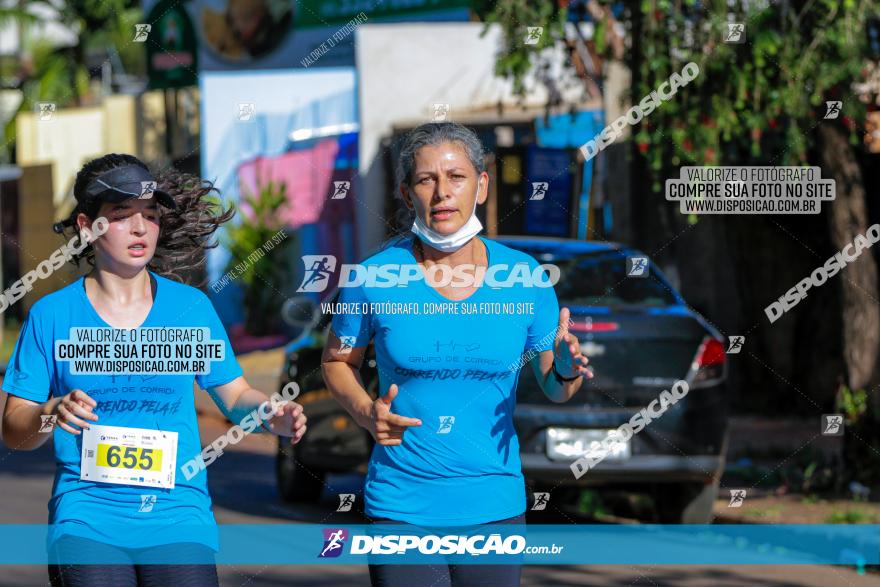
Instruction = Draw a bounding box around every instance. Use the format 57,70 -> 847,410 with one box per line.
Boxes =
206,449 -> 369,523
491,399 -> 517,464
0,440 -> 57,478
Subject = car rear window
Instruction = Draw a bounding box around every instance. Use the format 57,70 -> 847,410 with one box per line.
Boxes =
521,249 -> 678,307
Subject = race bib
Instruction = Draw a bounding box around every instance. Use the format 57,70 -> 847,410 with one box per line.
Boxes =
81,424 -> 177,489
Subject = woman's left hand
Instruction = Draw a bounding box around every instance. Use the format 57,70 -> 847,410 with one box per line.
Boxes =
554,307 -> 594,380
266,401 -> 307,444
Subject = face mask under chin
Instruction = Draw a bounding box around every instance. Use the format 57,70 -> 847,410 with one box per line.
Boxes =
410,183 -> 483,253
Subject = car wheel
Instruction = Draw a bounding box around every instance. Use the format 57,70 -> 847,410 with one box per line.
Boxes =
654,480 -> 719,524
276,438 -> 325,502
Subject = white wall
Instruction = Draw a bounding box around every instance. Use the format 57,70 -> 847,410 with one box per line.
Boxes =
16,107 -> 106,206
14,93 -> 154,207
355,22 -> 586,255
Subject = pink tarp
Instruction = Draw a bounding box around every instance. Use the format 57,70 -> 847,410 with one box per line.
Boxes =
237,139 -> 339,228
227,139 -> 358,350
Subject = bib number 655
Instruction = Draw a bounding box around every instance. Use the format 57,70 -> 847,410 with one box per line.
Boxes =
99,444 -> 160,471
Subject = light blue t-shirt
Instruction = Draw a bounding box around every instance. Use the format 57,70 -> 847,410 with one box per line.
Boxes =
331,235 -> 559,525
2,271 -> 242,550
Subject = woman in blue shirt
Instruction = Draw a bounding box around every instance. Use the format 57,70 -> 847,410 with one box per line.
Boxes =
322,123 -> 592,586
1,153 -> 307,586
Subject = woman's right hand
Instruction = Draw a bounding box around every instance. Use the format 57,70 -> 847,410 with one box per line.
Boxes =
50,389 -> 99,435
367,384 -> 421,446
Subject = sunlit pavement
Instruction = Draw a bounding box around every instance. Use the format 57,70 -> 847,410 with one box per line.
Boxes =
0,396 -> 877,586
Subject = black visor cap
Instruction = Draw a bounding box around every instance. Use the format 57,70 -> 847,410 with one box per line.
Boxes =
82,164 -> 177,210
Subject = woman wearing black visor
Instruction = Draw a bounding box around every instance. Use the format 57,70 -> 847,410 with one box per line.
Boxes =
1,153 -> 307,586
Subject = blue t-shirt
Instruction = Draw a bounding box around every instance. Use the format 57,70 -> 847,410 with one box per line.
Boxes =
1,271 -> 242,550
331,235 -> 559,525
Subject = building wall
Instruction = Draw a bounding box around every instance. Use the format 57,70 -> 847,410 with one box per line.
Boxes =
356,22 -> 588,256
14,92 -> 171,210
11,93 -> 175,316
17,163 -> 81,314
16,107 -> 105,208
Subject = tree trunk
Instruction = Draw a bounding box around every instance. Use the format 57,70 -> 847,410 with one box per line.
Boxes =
818,124 -> 880,394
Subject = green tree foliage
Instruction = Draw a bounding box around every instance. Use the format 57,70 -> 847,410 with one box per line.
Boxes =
486,0 -> 878,190
487,0 -> 880,486
480,0 -> 568,96
223,181 -> 293,335
3,0 -> 145,161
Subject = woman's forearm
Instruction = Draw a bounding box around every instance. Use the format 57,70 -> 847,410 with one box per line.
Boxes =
321,361 -> 373,429
2,397 -> 60,450
533,355 -> 582,403
220,387 -> 277,429
541,372 -> 581,403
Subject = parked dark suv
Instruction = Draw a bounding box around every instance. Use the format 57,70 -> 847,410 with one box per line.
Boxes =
276,237 -> 729,523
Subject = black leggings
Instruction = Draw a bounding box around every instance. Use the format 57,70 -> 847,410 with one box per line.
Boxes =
47,536 -> 219,587
368,514 -> 524,587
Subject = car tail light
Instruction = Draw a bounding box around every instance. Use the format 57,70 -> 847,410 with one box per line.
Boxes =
569,319 -> 620,333
690,337 -> 725,385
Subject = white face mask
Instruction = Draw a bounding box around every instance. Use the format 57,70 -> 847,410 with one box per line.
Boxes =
410,181 -> 483,253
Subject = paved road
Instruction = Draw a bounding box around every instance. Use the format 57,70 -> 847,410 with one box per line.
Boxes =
0,400 -> 876,586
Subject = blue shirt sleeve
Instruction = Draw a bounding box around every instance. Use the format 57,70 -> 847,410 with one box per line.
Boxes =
524,266 -> 560,354
195,295 -> 243,390
329,285 -> 373,348
2,302 -> 54,403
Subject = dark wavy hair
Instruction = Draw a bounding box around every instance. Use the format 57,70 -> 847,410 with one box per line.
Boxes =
54,153 -> 235,285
